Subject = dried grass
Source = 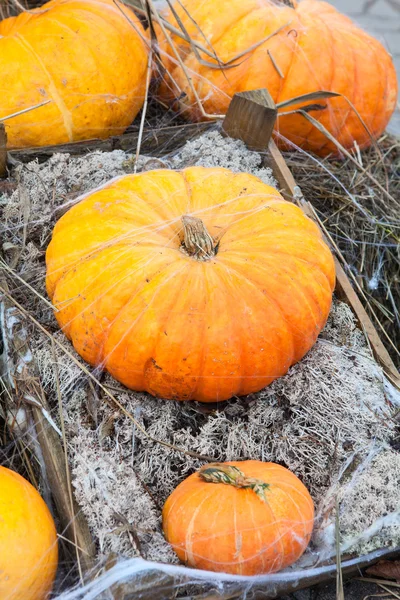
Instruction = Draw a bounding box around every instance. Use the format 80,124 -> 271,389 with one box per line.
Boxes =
284,134 -> 400,370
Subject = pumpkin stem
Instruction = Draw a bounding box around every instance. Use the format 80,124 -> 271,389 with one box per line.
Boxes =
199,463 -> 270,503
181,215 -> 216,261
278,0 -> 295,6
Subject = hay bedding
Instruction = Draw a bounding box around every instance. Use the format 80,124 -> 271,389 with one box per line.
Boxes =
1,132 -> 400,581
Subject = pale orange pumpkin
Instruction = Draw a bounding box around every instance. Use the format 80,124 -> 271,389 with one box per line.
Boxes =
0,466 -> 58,600
156,0 -> 398,156
163,460 -> 315,575
46,166 -> 335,402
0,0 -> 149,148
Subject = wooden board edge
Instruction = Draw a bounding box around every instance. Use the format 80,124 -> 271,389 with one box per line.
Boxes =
100,546 -> 400,600
31,400 -> 97,573
8,122 -> 213,163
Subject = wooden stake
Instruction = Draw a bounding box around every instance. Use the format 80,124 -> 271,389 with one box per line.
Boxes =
0,123 -> 7,178
10,122 -> 211,163
267,139 -> 400,388
222,89 -> 277,151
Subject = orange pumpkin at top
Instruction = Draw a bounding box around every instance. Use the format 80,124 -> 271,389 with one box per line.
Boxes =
46,166 -> 335,402
156,0 -> 398,157
0,466 -> 58,600
162,461 -> 315,575
0,0 -> 149,148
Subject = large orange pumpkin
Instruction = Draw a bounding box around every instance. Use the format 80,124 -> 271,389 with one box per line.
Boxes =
46,166 -> 335,402
162,460 -> 315,575
0,0 -> 149,148
156,0 -> 398,156
0,466 -> 58,600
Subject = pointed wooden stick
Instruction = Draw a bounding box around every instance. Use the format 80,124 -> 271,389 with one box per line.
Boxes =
266,139 -> 400,389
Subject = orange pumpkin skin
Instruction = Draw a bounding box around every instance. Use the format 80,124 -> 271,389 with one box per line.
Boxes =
0,0 -> 148,148
0,466 -> 58,600
156,0 -> 398,156
46,166 -> 335,403
162,461 -> 315,575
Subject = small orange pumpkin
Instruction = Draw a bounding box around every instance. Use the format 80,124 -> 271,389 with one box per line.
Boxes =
0,0 -> 149,148
0,466 -> 58,600
156,0 -> 398,156
162,461 -> 315,575
46,166 -> 335,402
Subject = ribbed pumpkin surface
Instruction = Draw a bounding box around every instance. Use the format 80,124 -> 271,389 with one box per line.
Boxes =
0,466 -> 58,600
0,0 -> 148,148
157,0 -> 398,156
163,460 -> 315,575
46,166 -> 335,402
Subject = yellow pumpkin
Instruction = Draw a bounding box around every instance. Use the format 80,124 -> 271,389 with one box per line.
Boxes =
156,0 -> 398,156
0,466 -> 58,600
163,461 -> 315,574
46,167 -> 335,402
0,0 -> 149,148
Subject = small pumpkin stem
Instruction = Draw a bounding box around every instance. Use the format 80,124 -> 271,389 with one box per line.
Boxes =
199,463 -> 270,503
278,0 -> 295,6
181,215 -> 216,261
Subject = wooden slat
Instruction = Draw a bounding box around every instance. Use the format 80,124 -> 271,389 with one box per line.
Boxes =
96,546 -> 400,600
9,122 -> 212,163
31,399 -> 96,573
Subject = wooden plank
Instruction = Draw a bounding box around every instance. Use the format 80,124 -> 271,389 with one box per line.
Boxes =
31,399 -> 96,573
266,138 -> 300,200
9,122 -> 212,163
0,123 -> 7,178
222,89 -> 277,151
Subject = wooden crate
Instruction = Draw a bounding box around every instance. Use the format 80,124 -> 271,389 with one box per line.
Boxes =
1,89 -> 399,599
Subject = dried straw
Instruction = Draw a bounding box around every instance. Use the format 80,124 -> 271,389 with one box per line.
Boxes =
284,134 -> 400,368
